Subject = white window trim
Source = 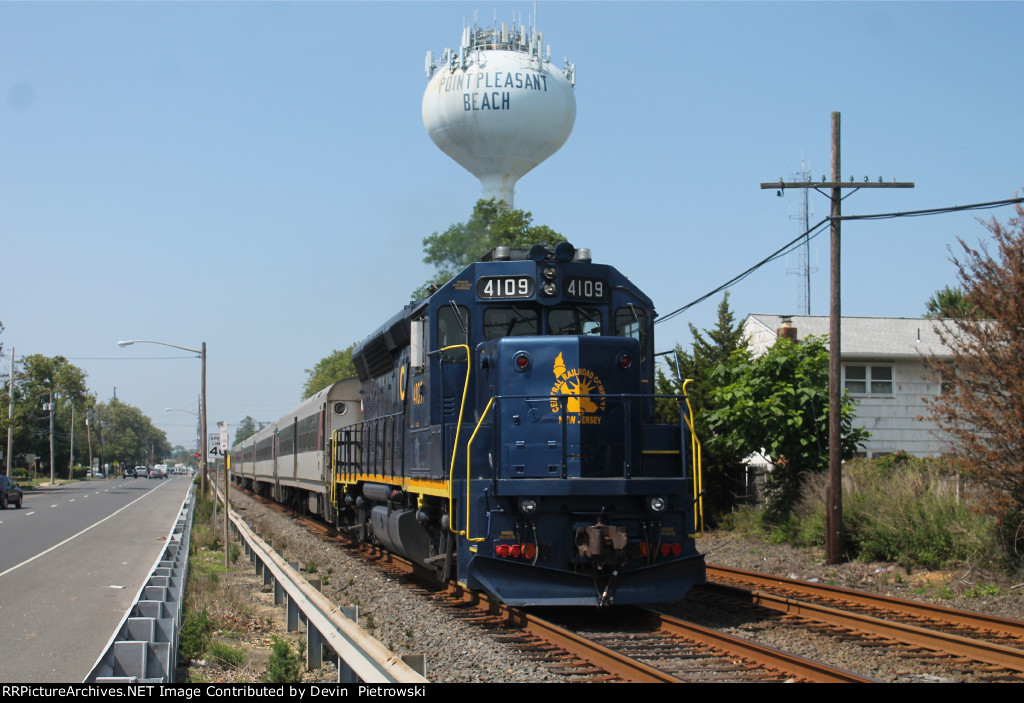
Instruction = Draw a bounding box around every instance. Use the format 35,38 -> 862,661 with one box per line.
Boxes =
843,363 -> 895,397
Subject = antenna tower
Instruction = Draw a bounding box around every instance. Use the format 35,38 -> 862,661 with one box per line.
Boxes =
785,153 -> 817,314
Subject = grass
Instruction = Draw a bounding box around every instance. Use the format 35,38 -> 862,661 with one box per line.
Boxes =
726,454 -> 1003,571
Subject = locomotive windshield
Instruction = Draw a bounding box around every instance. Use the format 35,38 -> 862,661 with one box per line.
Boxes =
483,306 -> 539,339
548,307 -> 601,335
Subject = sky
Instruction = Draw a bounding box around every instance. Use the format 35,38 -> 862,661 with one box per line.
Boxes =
2,1 -> 1021,450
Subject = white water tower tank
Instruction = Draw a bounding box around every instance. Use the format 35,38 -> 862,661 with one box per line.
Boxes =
423,21 -> 576,206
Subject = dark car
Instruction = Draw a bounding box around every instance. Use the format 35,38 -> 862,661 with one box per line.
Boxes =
0,475 -> 23,509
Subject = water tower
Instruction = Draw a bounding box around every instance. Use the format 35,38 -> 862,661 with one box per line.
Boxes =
423,19 -> 576,207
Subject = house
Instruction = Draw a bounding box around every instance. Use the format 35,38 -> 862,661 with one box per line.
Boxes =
743,314 -> 953,458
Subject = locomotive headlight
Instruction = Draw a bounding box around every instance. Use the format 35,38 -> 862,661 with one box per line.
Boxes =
647,496 -> 667,513
542,281 -> 558,296
542,265 -> 557,281
518,497 -> 539,516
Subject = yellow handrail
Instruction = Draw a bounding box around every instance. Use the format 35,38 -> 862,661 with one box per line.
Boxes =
462,396 -> 494,542
439,344 -> 472,535
681,379 -> 704,535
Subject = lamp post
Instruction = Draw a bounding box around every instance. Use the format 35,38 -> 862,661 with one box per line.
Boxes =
118,339 -> 207,496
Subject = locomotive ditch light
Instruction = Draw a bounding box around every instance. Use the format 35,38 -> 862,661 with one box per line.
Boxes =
518,497 -> 539,515
647,496 -> 667,513
513,352 -> 532,372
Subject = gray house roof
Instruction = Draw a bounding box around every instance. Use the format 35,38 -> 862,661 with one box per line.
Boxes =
744,315 -> 954,359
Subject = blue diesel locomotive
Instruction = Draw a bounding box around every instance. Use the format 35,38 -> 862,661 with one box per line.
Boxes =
233,241 -> 705,606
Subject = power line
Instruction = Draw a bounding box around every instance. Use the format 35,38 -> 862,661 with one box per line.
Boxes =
656,196 -> 1024,325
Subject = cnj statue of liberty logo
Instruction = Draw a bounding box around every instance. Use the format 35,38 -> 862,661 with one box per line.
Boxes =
549,352 -> 606,424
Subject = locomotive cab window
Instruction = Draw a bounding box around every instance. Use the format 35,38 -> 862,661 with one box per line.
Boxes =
483,306 -> 539,340
548,307 -> 602,336
438,304 -> 469,361
615,305 -> 649,360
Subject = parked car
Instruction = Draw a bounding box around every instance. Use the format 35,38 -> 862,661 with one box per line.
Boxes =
123,466 -> 136,478
0,475 -> 23,509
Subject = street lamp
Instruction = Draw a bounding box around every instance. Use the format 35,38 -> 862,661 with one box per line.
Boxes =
118,339 -> 207,496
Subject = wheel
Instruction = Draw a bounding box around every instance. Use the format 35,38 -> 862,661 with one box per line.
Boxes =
14,495 -> 21,509
0,494 -> 7,510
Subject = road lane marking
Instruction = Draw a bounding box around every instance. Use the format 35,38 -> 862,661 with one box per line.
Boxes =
0,482 -> 172,578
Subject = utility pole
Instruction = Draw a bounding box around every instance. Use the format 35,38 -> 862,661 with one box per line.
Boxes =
68,404 -> 75,480
47,390 -> 55,485
761,111 -> 914,564
86,410 -> 94,476
6,346 -> 14,477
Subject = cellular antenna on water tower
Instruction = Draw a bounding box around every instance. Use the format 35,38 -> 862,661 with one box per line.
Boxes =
423,16 -> 576,207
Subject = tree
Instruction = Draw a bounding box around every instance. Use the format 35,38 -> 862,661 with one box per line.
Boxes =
924,202 -> 1024,545
924,284 -> 987,319
414,198 -> 566,297
656,294 -> 750,522
302,342 -> 358,399
234,416 -> 259,445
92,399 -> 171,467
707,336 -> 868,518
1,354 -> 90,473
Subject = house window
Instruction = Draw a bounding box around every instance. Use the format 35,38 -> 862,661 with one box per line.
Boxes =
844,364 -> 894,396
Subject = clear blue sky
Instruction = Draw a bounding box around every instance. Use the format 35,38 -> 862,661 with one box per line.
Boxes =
2,1 -> 1021,449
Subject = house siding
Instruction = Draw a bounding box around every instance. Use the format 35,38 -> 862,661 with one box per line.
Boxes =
743,315 -> 952,458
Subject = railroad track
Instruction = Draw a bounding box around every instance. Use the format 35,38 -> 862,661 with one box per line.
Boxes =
700,564 -> 1024,681
235,485 -> 1020,682
359,545 -> 873,682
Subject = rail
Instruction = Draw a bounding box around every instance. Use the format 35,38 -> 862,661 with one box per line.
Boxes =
224,494 -> 428,684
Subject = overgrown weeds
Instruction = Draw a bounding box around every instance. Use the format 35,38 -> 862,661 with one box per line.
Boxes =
727,453 -> 1003,570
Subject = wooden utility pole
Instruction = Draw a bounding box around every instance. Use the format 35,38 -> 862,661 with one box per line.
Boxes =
761,111 -> 914,564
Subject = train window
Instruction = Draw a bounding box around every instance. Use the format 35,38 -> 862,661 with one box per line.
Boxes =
483,306 -> 539,340
438,304 -> 469,361
615,305 -> 648,360
548,307 -> 602,335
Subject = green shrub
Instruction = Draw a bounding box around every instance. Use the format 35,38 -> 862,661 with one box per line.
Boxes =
263,637 -> 303,683
179,607 -> 213,662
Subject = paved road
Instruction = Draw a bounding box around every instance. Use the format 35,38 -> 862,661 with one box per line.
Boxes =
0,475 -> 192,682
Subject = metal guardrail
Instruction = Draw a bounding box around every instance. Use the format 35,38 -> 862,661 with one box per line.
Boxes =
227,504 -> 429,684
84,485 -> 195,683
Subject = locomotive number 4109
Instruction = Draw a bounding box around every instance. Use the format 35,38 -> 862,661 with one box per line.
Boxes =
565,277 -> 607,300
477,275 -> 535,299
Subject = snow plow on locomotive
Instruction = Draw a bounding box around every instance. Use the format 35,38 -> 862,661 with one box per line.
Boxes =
233,242 -> 705,606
